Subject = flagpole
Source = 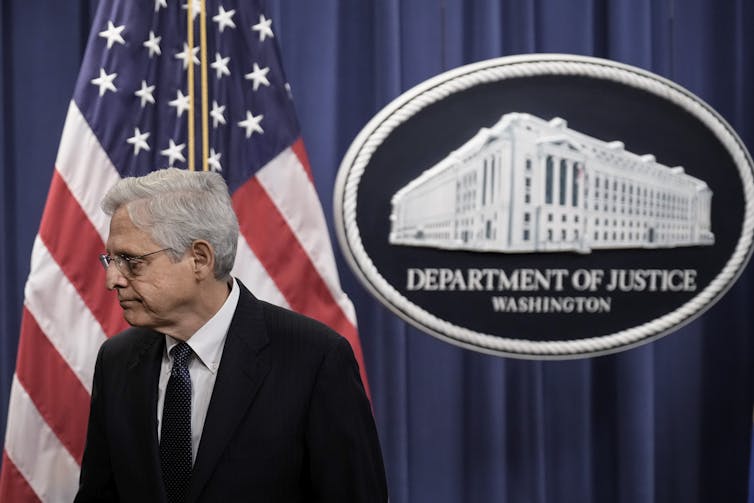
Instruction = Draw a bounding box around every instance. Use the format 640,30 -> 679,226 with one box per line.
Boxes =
200,0 -> 210,171
187,0 -> 196,171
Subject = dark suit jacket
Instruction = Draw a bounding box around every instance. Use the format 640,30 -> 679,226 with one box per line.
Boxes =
74,282 -> 387,502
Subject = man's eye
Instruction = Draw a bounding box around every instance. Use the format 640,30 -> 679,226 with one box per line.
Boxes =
129,260 -> 145,273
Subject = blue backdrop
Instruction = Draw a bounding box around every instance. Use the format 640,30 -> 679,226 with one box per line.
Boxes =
1,1 -> 753,501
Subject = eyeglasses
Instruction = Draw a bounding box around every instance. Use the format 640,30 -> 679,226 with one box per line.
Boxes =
99,248 -> 171,277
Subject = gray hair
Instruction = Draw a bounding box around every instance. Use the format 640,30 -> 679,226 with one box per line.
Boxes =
102,168 -> 239,279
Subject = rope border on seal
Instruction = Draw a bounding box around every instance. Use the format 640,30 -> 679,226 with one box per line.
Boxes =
334,54 -> 754,358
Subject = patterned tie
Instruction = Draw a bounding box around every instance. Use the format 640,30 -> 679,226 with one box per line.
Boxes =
160,342 -> 193,503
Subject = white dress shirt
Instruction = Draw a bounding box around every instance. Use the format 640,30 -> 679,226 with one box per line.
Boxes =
157,278 -> 240,463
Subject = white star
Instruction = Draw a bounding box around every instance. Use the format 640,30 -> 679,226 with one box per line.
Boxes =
154,0 -> 167,12
160,139 -> 186,166
143,31 -> 162,58
169,90 -> 190,117
126,128 -> 150,156
210,100 -> 226,128
99,21 -> 126,49
175,43 -> 200,69
244,63 -> 270,91
134,80 -> 155,107
182,0 -> 201,21
251,14 -> 274,42
238,110 -> 264,138
210,53 -> 231,79
207,148 -> 222,172
213,6 -> 236,32
90,68 -> 117,96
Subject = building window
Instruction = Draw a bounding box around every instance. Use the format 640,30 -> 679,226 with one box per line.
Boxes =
545,156 -> 554,204
524,229 -> 530,241
572,163 -> 579,207
482,161 -> 487,206
524,212 -> 530,223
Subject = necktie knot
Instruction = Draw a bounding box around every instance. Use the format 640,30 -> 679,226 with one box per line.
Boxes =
170,342 -> 192,369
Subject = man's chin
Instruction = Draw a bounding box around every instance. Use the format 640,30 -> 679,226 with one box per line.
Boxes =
121,307 -> 151,328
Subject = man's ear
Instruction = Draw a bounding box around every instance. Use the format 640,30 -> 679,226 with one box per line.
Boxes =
190,240 -> 215,279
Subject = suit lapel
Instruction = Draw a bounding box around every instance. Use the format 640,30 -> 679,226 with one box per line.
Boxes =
188,284 -> 271,502
123,329 -> 165,500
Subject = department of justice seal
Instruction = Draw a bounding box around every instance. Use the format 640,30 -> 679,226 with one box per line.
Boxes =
334,54 -> 754,359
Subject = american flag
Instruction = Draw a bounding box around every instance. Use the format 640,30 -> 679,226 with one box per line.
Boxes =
0,0 -> 365,500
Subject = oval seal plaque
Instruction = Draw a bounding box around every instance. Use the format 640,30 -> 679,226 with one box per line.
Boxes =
334,54 -> 754,358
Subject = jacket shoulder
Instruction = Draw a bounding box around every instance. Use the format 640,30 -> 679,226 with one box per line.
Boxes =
258,300 -> 344,352
98,326 -> 162,361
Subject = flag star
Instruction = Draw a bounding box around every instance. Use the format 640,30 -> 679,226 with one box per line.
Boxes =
244,63 -> 270,91
143,31 -> 162,58
238,110 -> 264,138
126,128 -> 150,156
160,139 -> 186,166
182,0 -> 201,21
90,68 -> 117,96
210,53 -> 231,79
154,0 -> 167,12
210,100 -> 226,128
134,80 -> 156,107
213,6 -> 236,32
99,21 -> 126,49
169,90 -> 190,117
175,43 -> 200,69
207,148 -> 222,172
251,14 -> 274,42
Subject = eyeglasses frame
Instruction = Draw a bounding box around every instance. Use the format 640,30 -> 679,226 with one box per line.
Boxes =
99,248 -> 172,277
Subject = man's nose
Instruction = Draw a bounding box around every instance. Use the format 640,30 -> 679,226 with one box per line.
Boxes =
105,265 -> 127,290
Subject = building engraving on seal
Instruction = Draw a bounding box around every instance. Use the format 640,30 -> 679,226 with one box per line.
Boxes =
389,113 -> 714,253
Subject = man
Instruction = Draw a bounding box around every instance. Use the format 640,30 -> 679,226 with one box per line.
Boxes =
74,168 -> 387,502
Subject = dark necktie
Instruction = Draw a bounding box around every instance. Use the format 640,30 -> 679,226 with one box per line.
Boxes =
160,342 -> 193,503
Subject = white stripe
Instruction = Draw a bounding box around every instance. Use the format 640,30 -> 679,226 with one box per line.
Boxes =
55,102 -> 122,243
24,236 -> 106,392
255,148 -> 357,325
232,236 -> 289,308
3,376 -> 80,503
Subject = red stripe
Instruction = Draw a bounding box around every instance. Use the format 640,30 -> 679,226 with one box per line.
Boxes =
291,137 -> 313,182
232,177 -> 370,396
38,170 -> 128,337
15,308 -> 91,463
0,452 -> 42,503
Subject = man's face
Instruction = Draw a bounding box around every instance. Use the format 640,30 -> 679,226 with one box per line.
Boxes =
105,206 -> 198,332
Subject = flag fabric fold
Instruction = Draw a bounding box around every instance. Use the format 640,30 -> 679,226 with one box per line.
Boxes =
0,1 -> 365,501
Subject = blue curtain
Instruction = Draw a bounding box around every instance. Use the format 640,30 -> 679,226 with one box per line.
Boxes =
2,1 -> 753,501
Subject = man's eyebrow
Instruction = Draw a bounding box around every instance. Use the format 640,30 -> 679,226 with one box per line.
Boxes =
105,246 -> 135,257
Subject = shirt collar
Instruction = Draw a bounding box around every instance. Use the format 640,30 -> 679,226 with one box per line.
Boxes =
164,278 -> 240,374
